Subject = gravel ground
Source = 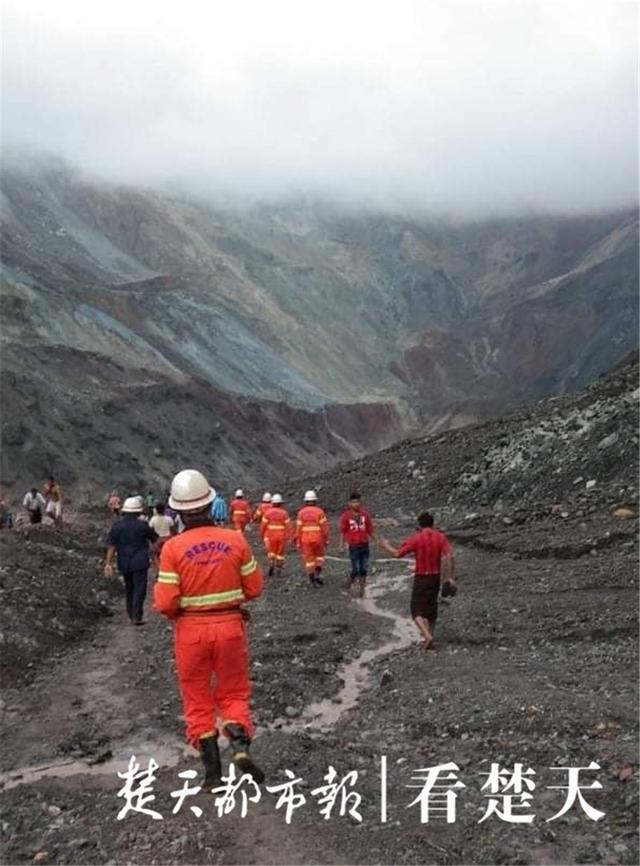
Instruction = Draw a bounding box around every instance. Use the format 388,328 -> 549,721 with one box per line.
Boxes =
0,507 -> 637,865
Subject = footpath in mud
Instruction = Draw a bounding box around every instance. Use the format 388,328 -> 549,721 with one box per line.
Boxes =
0,513 -> 638,866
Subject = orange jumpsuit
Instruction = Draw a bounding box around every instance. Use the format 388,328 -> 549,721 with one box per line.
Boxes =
230,499 -> 252,533
260,505 -> 292,568
252,504 -> 269,525
154,526 -> 263,746
296,505 -> 330,575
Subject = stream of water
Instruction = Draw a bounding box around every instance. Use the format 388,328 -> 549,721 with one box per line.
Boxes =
0,564 -> 413,790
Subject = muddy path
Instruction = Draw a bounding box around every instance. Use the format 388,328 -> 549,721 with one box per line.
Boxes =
1,523 -> 638,865
0,555 -> 412,788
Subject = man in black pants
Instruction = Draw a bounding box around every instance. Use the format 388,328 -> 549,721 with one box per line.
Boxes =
380,512 -> 455,649
104,497 -> 158,625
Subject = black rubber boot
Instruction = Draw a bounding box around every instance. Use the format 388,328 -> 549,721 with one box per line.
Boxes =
315,568 -> 324,585
268,564 -> 275,578
200,735 -> 222,788
223,723 -> 265,784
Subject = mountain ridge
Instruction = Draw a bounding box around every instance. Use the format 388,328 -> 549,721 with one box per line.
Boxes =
1,155 -> 637,489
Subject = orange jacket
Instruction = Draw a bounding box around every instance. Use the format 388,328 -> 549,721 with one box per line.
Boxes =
230,499 -> 252,526
253,503 -> 270,523
154,525 -> 263,619
296,505 -> 330,545
260,505 -> 292,540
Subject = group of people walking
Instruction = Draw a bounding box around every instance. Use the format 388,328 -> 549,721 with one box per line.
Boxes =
106,485 -> 368,590
211,488 -> 375,593
103,467 -> 456,792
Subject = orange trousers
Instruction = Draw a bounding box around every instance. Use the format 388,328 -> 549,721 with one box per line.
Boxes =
265,534 -> 287,565
232,518 -> 248,533
174,614 -> 253,747
300,540 -> 326,575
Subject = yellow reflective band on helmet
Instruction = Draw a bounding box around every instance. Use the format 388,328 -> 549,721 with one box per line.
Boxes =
179,588 -> 245,607
240,557 -> 258,576
157,572 -> 180,584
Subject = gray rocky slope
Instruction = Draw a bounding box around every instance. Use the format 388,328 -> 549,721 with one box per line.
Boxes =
1,154 -> 638,493
284,352 -> 639,526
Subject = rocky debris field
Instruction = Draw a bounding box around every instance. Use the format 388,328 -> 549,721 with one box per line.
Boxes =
0,525 -> 116,687
0,500 -> 638,865
284,354 -> 639,525
0,358 -> 638,865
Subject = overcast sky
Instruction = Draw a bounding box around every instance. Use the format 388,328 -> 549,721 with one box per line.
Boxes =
2,0 -> 637,215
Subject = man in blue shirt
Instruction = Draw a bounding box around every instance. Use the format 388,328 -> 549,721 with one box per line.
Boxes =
210,491 -> 229,526
104,497 -> 158,625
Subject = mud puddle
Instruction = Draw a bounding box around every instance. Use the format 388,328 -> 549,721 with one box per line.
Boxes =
0,739 -> 193,792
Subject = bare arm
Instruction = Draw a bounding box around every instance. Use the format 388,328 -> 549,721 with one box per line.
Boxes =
104,544 -> 117,576
442,552 -> 455,582
379,538 -> 400,557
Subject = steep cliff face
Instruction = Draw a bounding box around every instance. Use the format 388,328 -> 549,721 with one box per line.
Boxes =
1,155 -> 637,489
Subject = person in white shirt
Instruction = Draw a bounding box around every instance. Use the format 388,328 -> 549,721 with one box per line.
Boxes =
23,488 -> 47,525
149,503 -> 176,547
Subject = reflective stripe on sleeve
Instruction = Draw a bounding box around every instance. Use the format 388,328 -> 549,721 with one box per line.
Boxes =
179,588 -> 245,607
157,572 -> 180,584
240,557 -> 258,576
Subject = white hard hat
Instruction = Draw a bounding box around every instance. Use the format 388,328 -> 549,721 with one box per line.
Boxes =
235,488 -> 244,498
271,493 -> 283,505
169,469 -> 216,512
121,496 -> 144,514
304,489 -> 318,502
262,492 -> 272,503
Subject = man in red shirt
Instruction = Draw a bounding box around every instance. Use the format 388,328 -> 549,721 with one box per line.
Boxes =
380,512 -> 455,649
339,492 -> 374,598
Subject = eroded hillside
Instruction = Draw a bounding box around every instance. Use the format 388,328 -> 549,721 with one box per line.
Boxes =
1,155 -> 638,489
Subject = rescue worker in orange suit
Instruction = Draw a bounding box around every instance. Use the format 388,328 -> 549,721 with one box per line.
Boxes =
295,490 -> 330,586
260,493 -> 292,577
252,492 -> 272,525
154,469 -> 264,787
230,489 -> 252,533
